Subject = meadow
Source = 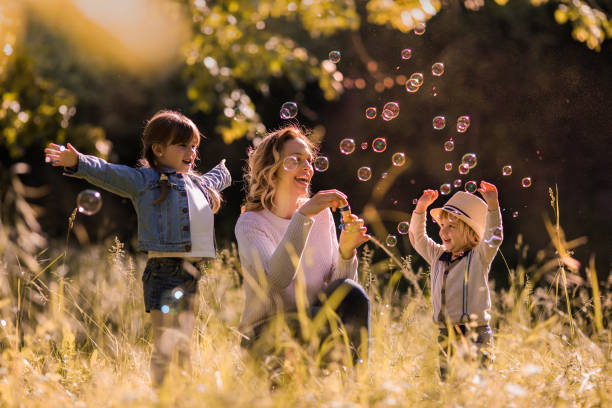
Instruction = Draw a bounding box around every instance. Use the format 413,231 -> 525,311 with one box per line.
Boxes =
1,179 -> 610,408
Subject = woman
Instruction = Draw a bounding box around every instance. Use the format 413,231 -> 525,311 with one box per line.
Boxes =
235,125 -> 371,361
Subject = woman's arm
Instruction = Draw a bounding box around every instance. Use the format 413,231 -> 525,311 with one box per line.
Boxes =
235,212 -> 314,290
328,209 -> 358,282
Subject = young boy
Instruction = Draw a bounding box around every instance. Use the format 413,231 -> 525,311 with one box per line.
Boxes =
409,181 -> 502,378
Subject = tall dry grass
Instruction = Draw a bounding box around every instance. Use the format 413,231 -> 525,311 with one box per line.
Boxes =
0,170 -> 610,407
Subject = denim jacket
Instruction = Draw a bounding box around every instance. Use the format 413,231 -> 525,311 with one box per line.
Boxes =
64,154 -> 231,252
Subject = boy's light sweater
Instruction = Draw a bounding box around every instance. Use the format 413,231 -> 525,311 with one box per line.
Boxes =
408,209 -> 502,326
235,208 -> 358,331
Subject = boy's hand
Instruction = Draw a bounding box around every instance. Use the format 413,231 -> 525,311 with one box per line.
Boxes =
478,181 -> 499,210
414,189 -> 438,213
44,143 -> 79,168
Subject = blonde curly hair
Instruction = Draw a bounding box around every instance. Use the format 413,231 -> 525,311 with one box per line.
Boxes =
242,125 -> 318,212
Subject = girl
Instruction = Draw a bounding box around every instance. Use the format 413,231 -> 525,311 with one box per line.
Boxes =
44,110 -> 231,386
235,125 -> 371,363
408,182 -> 502,379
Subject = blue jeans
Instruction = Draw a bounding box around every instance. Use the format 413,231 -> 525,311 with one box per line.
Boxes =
243,278 -> 371,363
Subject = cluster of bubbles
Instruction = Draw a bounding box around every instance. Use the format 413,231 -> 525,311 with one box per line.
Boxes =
329,50 -> 341,63
456,115 -> 471,133
381,102 -> 400,121
406,73 -> 424,93
77,189 -> 102,215
280,101 -> 298,119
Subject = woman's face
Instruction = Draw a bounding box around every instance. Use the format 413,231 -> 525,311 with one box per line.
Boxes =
275,137 -> 314,202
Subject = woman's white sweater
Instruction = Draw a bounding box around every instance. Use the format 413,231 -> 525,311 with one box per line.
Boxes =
235,208 -> 358,331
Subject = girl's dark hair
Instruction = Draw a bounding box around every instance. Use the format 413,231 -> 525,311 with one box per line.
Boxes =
139,110 -> 222,212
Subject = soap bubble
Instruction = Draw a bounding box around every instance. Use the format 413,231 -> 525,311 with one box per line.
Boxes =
502,165 -> 513,176
401,48 -> 413,60
77,189 -> 102,215
382,102 -> 400,121
391,152 -> 406,166
513,211 -> 519,218
414,22 -> 426,35
339,138 -> 356,155
453,179 -> 462,188
456,115 -> 471,133
381,172 -> 388,179
444,162 -> 453,171
440,183 -> 451,195
329,50 -> 341,63
365,107 -> 377,119
313,156 -> 329,172
161,305 -> 170,314
432,62 -> 445,76
521,177 -> 532,188
433,115 -> 446,130
444,140 -> 455,152
405,80 -> 420,93
372,137 -> 387,153
409,73 -> 424,87
361,142 -> 368,150
458,163 -> 470,175
357,167 -> 372,181
464,181 -> 477,193
386,234 -> 398,247
283,155 -> 299,171
484,226 -> 503,248
397,221 -> 410,234
432,86 -> 439,96
461,153 -> 477,169
172,288 -> 184,300
280,102 -> 298,119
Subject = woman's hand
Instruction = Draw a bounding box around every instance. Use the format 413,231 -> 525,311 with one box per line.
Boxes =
44,143 -> 79,167
298,189 -> 348,217
414,189 -> 439,213
339,213 -> 370,259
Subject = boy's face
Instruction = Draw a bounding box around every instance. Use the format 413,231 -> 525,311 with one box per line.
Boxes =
437,214 -> 469,255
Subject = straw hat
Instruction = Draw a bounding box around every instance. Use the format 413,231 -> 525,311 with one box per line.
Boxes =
430,191 -> 487,240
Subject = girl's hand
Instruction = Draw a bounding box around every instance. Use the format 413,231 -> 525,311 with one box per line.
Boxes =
414,189 -> 439,213
339,213 -> 370,259
44,143 -> 79,167
298,189 -> 348,218
478,181 -> 499,210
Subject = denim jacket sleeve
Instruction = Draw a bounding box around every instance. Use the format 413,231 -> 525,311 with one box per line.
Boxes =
199,161 -> 232,192
63,153 -> 148,199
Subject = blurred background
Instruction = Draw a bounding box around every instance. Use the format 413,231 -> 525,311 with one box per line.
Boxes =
1,0 -> 611,287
